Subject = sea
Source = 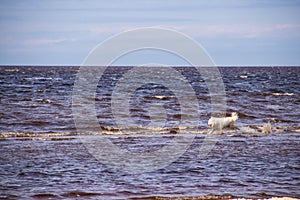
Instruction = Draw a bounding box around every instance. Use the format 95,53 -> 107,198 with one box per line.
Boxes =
0,66 -> 299,199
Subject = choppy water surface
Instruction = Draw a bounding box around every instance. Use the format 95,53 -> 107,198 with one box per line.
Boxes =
0,66 -> 299,199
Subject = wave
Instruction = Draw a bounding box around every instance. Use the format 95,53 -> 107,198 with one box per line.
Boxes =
24,77 -> 63,81
130,195 -> 298,200
272,92 -> 294,96
1,124 -> 299,139
4,68 -> 19,72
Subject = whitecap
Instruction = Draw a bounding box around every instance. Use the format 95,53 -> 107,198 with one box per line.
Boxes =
272,93 -> 294,96
239,126 -> 257,134
5,68 -> 19,72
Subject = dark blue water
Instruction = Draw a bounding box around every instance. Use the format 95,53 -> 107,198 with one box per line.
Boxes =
0,66 -> 299,133
0,66 -> 299,199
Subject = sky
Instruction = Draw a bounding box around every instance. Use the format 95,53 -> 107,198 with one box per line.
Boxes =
0,0 -> 299,66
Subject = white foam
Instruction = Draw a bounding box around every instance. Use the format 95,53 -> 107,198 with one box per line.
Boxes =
239,127 -> 257,134
272,92 -> 294,96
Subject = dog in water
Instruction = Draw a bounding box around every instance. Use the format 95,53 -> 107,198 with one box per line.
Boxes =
208,112 -> 238,134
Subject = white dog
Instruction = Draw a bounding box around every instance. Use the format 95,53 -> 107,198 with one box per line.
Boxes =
208,112 -> 238,134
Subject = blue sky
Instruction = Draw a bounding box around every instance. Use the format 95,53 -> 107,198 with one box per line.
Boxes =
0,0 -> 299,66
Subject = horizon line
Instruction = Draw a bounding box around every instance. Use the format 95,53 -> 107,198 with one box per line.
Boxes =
0,64 -> 299,67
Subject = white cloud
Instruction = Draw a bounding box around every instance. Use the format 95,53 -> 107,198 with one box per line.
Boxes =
23,38 -> 67,46
174,24 -> 300,39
